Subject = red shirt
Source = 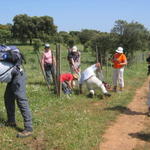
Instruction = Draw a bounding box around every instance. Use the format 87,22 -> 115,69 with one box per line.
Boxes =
60,73 -> 74,82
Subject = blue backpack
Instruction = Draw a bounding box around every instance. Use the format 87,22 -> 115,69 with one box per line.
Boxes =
0,45 -> 25,83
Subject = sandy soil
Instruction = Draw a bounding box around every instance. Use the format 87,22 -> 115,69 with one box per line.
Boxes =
99,79 -> 149,150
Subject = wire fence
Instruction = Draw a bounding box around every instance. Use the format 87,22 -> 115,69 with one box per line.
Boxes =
101,51 -> 148,85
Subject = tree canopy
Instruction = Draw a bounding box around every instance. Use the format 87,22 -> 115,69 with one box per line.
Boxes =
11,14 -> 57,44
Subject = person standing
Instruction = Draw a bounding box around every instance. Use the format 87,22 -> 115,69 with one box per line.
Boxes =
112,47 -> 127,92
79,63 -> 111,98
41,44 -> 56,86
67,46 -> 81,75
0,45 -> 33,138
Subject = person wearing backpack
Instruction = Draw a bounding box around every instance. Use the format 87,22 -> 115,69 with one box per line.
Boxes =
41,44 -> 56,86
0,45 -> 33,138
111,47 -> 127,92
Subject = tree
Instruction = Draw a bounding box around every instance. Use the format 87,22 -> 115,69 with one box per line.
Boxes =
78,29 -> 100,45
12,14 -> 57,44
111,20 -> 150,63
111,20 -> 127,35
69,31 -> 80,44
58,31 -> 74,47
91,32 -> 119,64
0,24 -> 12,44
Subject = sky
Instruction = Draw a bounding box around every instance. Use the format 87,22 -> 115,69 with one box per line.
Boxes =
0,0 -> 150,32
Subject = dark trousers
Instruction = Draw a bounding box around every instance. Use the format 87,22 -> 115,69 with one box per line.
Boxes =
44,63 -> 56,85
62,82 -> 72,94
4,70 -> 33,131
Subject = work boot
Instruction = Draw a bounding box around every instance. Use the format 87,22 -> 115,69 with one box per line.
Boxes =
104,92 -> 111,97
119,87 -> 123,92
17,130 -> 32,138
87,93 -> 94,98
5,121 -> 17,127
113,86 -> 117,92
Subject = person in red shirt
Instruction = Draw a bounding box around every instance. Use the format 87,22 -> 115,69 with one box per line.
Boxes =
60,73 -> 79,96
112,47 -> 127,92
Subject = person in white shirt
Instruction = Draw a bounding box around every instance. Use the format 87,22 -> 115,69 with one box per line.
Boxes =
79,63 -> 111,97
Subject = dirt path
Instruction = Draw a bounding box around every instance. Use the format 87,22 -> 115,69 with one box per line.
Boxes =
99,79 -> 149,150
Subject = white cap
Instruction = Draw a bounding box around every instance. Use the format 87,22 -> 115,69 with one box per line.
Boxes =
45,44 -> 50,48
116,47 -> 123,53
72,46 -> 78,52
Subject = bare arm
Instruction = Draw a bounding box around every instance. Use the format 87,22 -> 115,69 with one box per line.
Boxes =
67,80 -> 73,89
52,52 -> 56,66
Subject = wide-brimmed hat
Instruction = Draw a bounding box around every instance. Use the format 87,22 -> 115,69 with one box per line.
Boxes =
72,46 -> 78,52
73,73 -> 79,80
116,47 -> 123,53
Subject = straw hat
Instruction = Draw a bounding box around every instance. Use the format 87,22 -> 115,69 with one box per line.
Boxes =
73,73 -> 79,80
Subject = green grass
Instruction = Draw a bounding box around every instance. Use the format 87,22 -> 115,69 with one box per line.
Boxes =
0,45 -> 148,150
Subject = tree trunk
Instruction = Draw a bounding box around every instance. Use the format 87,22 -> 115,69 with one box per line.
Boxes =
30,39 -> 32,45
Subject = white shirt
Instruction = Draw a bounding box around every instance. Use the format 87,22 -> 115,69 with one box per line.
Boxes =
79,64 -> 97,84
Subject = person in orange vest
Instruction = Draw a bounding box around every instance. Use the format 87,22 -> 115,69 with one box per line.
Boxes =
112,47 -> 127,92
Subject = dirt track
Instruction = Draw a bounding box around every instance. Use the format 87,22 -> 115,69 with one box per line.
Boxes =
99,79 -> 149,150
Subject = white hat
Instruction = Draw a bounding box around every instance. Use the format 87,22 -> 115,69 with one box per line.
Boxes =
72,46 -> 78,52
116,47 -> 123,53
45,43 -> 50,48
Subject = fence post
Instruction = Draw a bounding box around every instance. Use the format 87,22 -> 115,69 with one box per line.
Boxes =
106,53 -> 108,81
96,45 -> 99,63
56,44 -> 61,97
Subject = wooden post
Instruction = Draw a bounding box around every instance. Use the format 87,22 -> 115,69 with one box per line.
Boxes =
56,44 -> 61,97
106,53 -> 108,81
96,45 -> 99,63
96,45 -> 104,81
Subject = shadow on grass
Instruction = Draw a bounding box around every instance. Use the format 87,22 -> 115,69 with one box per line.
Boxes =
129,132 -> 150,142
0,112 -> 23,132
104,105 -> 147,115
0,116 -> 5,126
73,89 -> 80,95
28,81 -> 47,86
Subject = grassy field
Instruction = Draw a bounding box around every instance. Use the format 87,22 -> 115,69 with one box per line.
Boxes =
0,45 -> 148,150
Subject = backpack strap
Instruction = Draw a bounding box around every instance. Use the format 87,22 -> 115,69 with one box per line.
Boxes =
0,65 -> 14,77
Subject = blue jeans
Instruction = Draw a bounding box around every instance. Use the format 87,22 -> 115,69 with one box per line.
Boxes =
44,63 -> 56,85
62,82 -> 72,94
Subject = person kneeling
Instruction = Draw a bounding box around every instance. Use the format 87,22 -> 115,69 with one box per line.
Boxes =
60,73 -> 79,98
79,63 -> 111,98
